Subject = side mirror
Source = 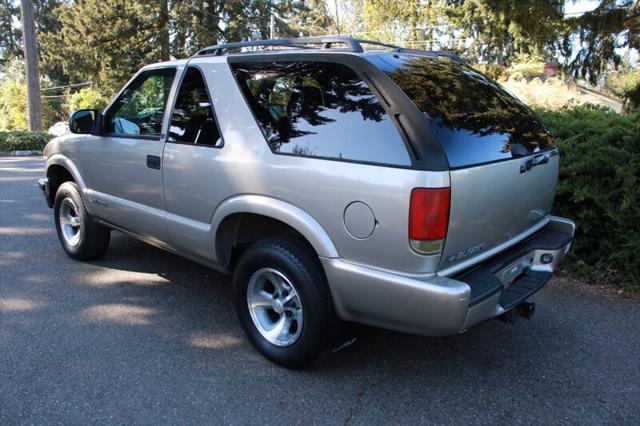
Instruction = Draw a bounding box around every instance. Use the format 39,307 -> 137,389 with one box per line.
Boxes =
69,109 -> 102,134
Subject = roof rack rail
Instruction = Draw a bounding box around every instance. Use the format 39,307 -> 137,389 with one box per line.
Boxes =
192,35 -> 464,62
194,36 -> 404,57
395,47 -> 464,63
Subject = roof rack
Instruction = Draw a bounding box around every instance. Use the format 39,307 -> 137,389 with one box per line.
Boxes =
193,36 -> 463,62
394,47 -> 464,62
194,36 -> 404,57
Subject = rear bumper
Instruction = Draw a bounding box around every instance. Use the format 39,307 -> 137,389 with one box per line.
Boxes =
323,216 -> 575,336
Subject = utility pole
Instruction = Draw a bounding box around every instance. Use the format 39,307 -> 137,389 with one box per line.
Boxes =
159,0 -> 170,61
20,0 -> 42,131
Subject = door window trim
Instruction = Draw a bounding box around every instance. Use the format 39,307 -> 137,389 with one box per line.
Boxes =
166,64 -> 225,149
103,66 -> 178,141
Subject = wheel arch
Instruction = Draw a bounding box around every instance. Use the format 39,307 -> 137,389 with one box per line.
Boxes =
45,155 -> 88,208
212,195 -> 339,271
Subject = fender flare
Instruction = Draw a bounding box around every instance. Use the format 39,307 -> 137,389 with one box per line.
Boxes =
211,194 -> 339,260
45,154 -> 93,212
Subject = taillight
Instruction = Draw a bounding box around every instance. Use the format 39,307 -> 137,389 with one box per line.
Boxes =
409,187 -> 450,254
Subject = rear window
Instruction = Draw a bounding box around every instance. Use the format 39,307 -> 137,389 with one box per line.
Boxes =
231,61 -> 411,167
377,55 -> 555,168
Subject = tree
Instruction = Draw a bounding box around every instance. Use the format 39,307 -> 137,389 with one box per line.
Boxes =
222,0 -> 310,41
564,0 -> 639,84
287,0 -> 334,36
64,87 -> 109,114
355,0 -> 637,85
0,59 -> 57,130
0,0 -> 20,64
0,0 -> 61,64
21,0 -> 42,130
444,1 -> 566,64
607,64 -> 640,111
39,0 -> 315,91
40,0 -> 171,93
171,0 -> 223,57
360,0 -> 445,45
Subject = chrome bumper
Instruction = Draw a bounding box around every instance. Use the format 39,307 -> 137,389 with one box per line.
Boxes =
323,216 -> 575,336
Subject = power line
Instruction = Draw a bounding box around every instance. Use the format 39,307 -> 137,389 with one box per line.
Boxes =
564,6 -> 634,16
41,82 -> 91,92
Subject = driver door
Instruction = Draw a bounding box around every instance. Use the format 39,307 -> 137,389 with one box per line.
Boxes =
79,67 -> 177,243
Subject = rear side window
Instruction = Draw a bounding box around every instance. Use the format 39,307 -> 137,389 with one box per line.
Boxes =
376,55 -> 555,168
231,61 -> 411,167
169,67 -> 222,147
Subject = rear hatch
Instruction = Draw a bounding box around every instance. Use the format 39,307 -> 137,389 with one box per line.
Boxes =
373,53 -> 558,270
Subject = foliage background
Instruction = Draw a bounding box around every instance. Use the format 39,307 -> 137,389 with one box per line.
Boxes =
537,107 -> 640,290
0,130 -> 51,151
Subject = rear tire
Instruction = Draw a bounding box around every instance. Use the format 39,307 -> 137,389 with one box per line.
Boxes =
233,237 -> 331,368
54,181 -> 110,260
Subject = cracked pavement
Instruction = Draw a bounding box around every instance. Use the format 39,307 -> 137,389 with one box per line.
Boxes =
1,157 -> 639,424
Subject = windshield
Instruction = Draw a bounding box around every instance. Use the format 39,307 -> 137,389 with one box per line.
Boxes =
375,55 -> 555,168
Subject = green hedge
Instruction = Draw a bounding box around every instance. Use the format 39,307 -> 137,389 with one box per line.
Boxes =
536,107 -> 640,290
0,131 -> 53,152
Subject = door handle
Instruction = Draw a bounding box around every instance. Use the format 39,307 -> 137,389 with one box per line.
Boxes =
146,155 -> 161,170
532,153 -> 550,166
520,153 -> 550,173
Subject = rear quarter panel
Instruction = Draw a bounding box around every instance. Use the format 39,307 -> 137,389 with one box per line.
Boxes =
196,57 -> 449,274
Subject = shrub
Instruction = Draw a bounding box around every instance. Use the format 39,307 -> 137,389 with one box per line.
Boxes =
508,61 -> 544,79
536,108 -> 640,290
0,81 -> 59,131
0,131 -> 53,152
473,63 -> 506,81
502,52 -> 546,81
501,78 -> 611,111
606,68 -> 640,112
507,71 -> 525,82
0,59 -> 59,130
65,87 -> 110,114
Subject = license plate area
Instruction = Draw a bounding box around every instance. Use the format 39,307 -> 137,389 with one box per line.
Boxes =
495,252 -> 535,287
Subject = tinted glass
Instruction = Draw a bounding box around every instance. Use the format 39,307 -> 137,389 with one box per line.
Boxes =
106,68 -> 176,137
169,67 -> 222,146
232,61 -> 411,166
378,55 -> 555,168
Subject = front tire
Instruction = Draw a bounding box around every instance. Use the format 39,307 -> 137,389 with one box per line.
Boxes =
233,237 -> 331,368
54,181 -> 110,260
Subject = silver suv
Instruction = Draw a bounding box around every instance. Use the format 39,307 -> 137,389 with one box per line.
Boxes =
38,37 -> 575,368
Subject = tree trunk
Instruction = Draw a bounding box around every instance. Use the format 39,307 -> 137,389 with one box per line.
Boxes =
159,0 -> 170,61
20,0 -> 41,131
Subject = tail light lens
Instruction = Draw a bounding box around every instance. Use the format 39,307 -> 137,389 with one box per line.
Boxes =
409,187 -> 450,254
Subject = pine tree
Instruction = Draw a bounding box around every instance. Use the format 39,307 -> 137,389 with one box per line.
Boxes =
40,0 -> 170,92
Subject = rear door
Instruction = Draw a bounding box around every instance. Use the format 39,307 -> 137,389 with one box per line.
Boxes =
376,54 -> 558,269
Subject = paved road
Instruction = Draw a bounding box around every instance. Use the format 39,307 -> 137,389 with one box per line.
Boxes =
1,157 -> 639,425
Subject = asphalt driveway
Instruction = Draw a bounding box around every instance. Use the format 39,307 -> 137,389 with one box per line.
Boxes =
1,157 -> 639,424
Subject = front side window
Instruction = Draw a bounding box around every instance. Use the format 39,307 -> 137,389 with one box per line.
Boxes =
106,68 -> 176,137
231,61 -> 411,166
169,67 -> 222,146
